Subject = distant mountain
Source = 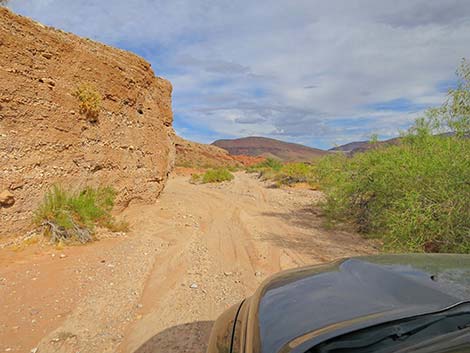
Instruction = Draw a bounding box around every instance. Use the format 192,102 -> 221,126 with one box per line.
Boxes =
329,141 -> 369,153
330,136 -> 407,154
212,136 -> 328,162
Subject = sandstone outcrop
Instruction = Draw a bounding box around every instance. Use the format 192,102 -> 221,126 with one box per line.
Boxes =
174,136 -> 266,168
174,136 -> 242,169
0,8 -> 175,238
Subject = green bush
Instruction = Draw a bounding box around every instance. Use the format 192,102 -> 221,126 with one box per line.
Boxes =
316,60 -> 470,253
190,168 -> 235,184
247,159 -> 319,188
246,158 -> 283,173
246,158 -> 285,182
318,135 -> 470,253
34,185 -> 128,243
227,165 -> 241,172
202,168 -> 234,183
274,162 -> 317,187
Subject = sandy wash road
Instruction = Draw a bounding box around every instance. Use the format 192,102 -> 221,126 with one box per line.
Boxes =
0,172 -> 376,353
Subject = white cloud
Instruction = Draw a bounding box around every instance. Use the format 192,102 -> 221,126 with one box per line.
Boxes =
8,0 -> 470,148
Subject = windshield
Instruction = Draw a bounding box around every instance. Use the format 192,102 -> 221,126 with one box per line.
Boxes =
308,303 -> 470,353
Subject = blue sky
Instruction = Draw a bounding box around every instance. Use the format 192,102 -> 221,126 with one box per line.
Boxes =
7,0 -> 470,149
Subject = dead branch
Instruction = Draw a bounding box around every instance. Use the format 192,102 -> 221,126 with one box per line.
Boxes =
41,220 -> 92,244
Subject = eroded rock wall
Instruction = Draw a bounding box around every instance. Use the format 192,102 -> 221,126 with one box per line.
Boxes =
0,8 -> 175,238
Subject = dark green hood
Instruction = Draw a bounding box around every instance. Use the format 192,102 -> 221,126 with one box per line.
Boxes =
246,254 -> 470,353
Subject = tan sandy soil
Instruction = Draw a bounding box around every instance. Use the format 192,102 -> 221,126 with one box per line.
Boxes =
0,172 -> 377,353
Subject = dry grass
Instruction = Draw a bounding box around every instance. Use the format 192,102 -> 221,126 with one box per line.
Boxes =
34,185 -> 128,244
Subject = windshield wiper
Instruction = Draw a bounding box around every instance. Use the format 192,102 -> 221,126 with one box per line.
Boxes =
310,303 -> 470,353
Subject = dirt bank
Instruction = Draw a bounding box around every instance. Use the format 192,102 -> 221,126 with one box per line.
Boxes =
0,7 -> 174,239
0,172 -> 377,352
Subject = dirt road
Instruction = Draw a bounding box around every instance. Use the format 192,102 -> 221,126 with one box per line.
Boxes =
0,172 -> 376,353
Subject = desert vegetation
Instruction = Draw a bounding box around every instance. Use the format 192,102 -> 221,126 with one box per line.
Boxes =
72,83 -> 102,122
272,162 -> 318,188
247,158 -> 318,188
34,185 -> 128,244
190,168 -> 235,184
247,158 -> 283,173
316,60 -> 470,254
246,158 -> 282,181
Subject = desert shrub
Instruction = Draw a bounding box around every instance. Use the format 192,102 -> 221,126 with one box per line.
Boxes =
202,168 -> 234,183
227,165 -> 241,172
316,60 -> 470,253
247,159 -> 319,188
246,158 -> 284,181
247,158 -> 283,173
273,162 -> 317,187
189,173 -> 202,184
318,135 -> 470,253
34,185 -> 127,243
72,83 -> 101,122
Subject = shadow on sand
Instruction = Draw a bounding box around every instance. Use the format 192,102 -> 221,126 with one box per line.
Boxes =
262,205 -> 325,230
258,206 -> 373,259
133,320 -> 214,353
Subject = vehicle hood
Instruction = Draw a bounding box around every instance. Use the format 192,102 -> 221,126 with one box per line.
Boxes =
245,254 -> 470,353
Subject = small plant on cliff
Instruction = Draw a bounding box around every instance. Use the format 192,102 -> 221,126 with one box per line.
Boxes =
72,83 -> 101,122
34,185 -> 128,244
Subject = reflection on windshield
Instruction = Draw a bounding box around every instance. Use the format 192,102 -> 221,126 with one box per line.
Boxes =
308,303 -> 470,353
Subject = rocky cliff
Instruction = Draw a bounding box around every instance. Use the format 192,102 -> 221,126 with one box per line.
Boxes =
174,135 -> 242,169
174,135 -> 266,169
0,8 -> 175,239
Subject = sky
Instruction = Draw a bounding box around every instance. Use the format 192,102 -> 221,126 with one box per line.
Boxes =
7,0 -> 470,149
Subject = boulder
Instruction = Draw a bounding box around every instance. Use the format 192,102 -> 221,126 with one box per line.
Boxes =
0,190 -> 15,208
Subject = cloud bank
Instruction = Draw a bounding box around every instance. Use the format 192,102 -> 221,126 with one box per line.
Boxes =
9,0 -> 470,148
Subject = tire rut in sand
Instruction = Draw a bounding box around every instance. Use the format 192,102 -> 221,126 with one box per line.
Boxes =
18,172 -> 376,353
